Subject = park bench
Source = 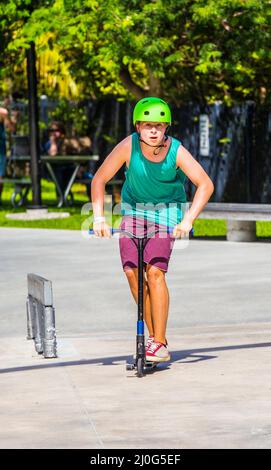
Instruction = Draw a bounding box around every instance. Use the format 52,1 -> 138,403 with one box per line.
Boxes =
1,177 -> 32,208
198,202 -> 271,241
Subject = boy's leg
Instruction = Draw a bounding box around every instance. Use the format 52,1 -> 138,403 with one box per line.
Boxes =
146,264 -> 169,345
144,276 -> 154,337
124,268 -> 154,336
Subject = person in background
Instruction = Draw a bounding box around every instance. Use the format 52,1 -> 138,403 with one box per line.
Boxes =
0,97 -> 18,204
43,121 -> 75,196
43,121 -> 95,199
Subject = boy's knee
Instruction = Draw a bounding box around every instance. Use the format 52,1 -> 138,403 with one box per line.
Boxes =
125,268 -> 150,294
125,268 -> 138,285
146,265 -> 164,284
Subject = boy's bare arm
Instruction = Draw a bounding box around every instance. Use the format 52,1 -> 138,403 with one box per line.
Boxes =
91,136 -> 131,218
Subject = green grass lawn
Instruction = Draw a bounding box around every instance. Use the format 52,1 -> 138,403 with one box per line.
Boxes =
0,180 -> 123,230
1,180 -> 271,237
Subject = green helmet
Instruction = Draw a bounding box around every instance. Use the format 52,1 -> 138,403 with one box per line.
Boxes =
133,97 -> 171,126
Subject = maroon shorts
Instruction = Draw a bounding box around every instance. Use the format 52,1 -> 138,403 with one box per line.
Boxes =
119,215 -> 175,273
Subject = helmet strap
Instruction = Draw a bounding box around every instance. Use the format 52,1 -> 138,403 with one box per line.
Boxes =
139,134 -> 168,156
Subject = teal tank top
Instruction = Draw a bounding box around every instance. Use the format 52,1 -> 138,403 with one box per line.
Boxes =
121,132 -> 187,227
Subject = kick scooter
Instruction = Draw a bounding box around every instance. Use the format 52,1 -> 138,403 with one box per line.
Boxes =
90,225 -> 193,378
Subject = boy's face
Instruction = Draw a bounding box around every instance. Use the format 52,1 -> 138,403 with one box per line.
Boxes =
136,121 -> 167,145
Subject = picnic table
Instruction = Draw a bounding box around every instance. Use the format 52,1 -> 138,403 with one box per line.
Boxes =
4,155 -> 99,208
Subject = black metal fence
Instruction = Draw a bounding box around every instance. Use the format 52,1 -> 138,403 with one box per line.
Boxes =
173,102 -> 271,203
79,99 -> 271,204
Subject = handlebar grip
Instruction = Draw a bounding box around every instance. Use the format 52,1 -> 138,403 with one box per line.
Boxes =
88,229 -> 123,234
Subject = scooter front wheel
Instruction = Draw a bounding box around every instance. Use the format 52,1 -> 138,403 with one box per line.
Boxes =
137,358 -> 144,378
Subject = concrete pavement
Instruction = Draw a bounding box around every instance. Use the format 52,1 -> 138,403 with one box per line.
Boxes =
0,228 -> 271,448
1,325 -> 271,449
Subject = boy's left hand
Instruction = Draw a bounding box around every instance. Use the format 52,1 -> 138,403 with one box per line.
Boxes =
172,217 -> 193,238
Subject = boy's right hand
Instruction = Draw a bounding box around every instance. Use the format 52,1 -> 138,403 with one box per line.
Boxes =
93,221 -> 111,238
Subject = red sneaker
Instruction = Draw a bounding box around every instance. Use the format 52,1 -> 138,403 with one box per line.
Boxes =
145,335 -> 154,351
146,340 -> 170,363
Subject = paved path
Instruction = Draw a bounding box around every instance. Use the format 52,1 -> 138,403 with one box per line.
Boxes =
0,228 -> 270,448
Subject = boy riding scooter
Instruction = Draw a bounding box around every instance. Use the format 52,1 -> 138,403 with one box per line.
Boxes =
91,97 -> 214,364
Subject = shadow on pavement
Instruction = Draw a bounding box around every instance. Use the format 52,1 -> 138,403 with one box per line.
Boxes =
1,341 -> 271,375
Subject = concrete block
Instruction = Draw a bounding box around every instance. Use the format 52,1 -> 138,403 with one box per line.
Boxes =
227,220 -> 256,242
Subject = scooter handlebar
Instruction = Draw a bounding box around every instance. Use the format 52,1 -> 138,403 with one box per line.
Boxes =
89,227 -> 194,238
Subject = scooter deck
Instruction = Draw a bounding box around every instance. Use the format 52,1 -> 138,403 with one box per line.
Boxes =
144,361 -> 158,369
126,360 -> 158,371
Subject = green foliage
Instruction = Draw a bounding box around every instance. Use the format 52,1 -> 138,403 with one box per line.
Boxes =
49,99 -> 89,135
0,0 -> 270,104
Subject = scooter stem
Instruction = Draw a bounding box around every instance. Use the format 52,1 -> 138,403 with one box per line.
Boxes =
137,237 -> 145,361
